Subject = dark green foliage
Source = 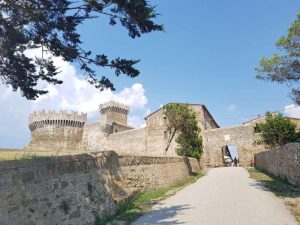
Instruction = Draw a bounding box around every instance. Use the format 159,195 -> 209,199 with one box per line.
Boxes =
0,0 -> 163,99
87,182 -> 95,202
254,112 -> 300,149
256,13 -> 300,103
163,103 -> 203,159
94,215 -> 108,225
59,200 -> 70,215
176,133 -> 203,159
87,182 -> 93,193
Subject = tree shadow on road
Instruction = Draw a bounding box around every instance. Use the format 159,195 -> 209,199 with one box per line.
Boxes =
134,203 -> 192,225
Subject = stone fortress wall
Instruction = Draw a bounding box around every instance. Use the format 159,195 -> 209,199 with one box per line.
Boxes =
26,102 -> 221,158
107,128 -> 147,155
202,124 -> 265,167
0,151 -> 200,225
27,110 -> 87,151
3,101 -> 300,224
255,143 -> 300,186
202,115 -> 300,167
25,101 -> 300,168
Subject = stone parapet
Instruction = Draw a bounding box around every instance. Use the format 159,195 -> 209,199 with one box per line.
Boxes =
28,110 -> 87,131
99,101 -> 129,115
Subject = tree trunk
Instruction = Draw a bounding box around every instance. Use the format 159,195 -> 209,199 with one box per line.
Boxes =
164,129 -> 176,155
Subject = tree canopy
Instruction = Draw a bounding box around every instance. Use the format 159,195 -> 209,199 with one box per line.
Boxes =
254,112 -> 300,149
0,0 -> 163,100
164,103 -> 203,159
255,13 -> 300,104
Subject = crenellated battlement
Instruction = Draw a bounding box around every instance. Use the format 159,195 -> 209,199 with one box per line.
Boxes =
28,110 -> 87,131
99,101 -> 129,115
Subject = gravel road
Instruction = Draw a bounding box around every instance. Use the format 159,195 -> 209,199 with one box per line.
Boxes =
132,167 -> 298,225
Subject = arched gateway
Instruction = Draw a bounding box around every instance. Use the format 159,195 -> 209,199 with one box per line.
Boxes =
202,124 -> 265,167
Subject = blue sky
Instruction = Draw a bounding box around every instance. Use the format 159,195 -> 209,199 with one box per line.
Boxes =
78,0 -> 299,126
0,1 -> 300,148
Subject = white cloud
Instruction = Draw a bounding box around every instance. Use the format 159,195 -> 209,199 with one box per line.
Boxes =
226,104 -> 237,112
128,115 -> 146,128
284,104 -> 300,118
0,52 -> 149,148
115,84 -> 148,110
144,109 -> 151,117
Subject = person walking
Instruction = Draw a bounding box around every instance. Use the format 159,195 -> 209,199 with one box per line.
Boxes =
233,157 -> 238,167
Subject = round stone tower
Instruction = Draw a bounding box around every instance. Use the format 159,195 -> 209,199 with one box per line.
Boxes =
27,110 -> 87,151
99,101 -> 129,126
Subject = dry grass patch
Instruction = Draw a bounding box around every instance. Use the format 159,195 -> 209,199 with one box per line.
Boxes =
248,168 -> 300,223
0,150 -> 84,161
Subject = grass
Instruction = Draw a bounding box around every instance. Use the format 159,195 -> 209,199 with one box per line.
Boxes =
248,168 -> 300,223
98,171 -> 204,225
0,150 -> 84,161
0,151 -> 55,161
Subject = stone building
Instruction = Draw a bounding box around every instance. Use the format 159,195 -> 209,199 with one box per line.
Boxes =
26,102 -> 219,157
26,101 -> 300,167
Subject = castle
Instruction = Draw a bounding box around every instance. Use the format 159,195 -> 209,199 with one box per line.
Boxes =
1,101 -> 298,225
26,101 -> 219,157
26,101 -> 300,167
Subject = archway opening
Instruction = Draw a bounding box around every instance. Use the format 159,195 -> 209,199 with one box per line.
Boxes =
222,145 -> 239,167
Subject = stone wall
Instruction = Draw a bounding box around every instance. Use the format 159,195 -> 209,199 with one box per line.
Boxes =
255,143 -> 300,186
202,124 -> 265,167
111,122 -> 133,133
145,104 -> 219,158
81,122 -> 108,151
189,105 -> 219,130
27,111 -> 87,151
106,128 -> 147,155
146,108 -> 177,157
119,155 -> 200,191
27,126 -> 84,151
0,152 -> 200,225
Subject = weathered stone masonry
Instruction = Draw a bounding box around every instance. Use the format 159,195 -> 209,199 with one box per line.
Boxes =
202,124 -> 265,167
27,110 -> 87,151
26,102 -> 220,158
0,152 -> 200,225
255,143 -> 300,186
25,101 -> 300,167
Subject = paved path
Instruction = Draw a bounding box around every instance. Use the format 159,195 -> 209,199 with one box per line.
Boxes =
132,167 -> 298,225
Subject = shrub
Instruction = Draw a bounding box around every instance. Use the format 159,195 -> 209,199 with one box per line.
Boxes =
254,112 -> 300,148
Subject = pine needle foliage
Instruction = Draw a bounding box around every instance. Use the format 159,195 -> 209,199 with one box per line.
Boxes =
0,0 -> 163,99
256,13 -> 300,103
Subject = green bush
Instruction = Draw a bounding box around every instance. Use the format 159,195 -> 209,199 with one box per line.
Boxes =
254,112 -> 300,148
59,200 -> 70,215
164,103 -> 203,159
